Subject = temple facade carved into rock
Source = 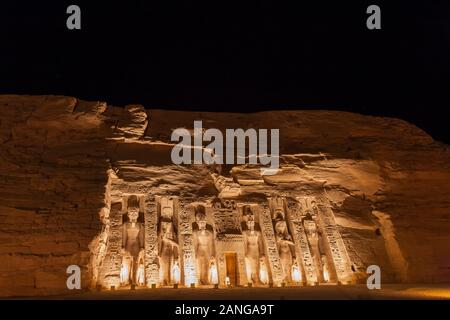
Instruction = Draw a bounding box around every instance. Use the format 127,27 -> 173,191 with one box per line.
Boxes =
95,190 -> 355,289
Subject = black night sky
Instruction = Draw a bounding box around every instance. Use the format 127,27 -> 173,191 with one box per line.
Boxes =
1,1 -> 450,142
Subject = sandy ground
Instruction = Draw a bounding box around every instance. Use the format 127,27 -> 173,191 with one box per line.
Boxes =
27,284 -> 450,300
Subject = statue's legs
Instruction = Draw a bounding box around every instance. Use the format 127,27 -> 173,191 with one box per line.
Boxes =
130,256 -> 139,285
245,257 -> 252,284
280,256 -> 293,283
252,258 -> 261,285
197,255 -> 210,285
120,255 -> 132,286
159,254 -> 172,286
245,256 -> 260,285
160,259 -> 168,285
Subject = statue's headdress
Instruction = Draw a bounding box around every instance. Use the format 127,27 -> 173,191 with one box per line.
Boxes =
243,205 -> 252,216
195,205 -> 206,221
128,195 -> 140,209
273,208 -> 285,222
275,219 -> 288,236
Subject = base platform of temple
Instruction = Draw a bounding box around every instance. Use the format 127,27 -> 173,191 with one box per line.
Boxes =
30,284 -> 450,300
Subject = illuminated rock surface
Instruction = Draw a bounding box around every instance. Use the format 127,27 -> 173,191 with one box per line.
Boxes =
51,284 -> 450,300
0,95 -> 449,297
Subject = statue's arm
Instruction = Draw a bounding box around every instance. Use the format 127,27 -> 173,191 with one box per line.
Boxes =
211,231 -> 216,258
157,232 -> 162,256
289,241 -> 296,258
139,224 -> 145,250
276,235 -> 284,251
258,232 -> 265,257
318,234 -> 325,255
167,236 -> 179,247
284,233 -> 295,246
174,241 -> 179,260
121,224 -> 127,249
192,231 -> 198,254
242,231 -> 248,255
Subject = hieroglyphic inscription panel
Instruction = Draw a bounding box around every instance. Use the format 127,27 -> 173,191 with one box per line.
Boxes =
285,198 -> 318,284
257,204 -> 284,286
98,201 -> 122,288
317,204 -> 354,284
214,209 -> 241,236
144,197 -> 159,286
178,203 -> 197,286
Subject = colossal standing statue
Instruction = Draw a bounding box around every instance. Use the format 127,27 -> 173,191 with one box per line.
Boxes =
193,206 -> 216,285
304,219 -> 324,282
158,205 -> 179,286
275,219 -> 296,284
242,215 -> 265,285
121,196 -> 145,286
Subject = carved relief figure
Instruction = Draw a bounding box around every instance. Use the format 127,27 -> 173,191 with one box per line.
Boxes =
242,215 -> 265,285
192,205 -> 216,285
274,219 -> 296,284
121,196 -> 145,286
158,204 -> 179,286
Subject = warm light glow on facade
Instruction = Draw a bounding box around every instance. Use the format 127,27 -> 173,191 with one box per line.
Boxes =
120,263 -> 129,285
96,195 -> 357,290
137,263 -> 145,286
210,263 -> 219,285
172,262 -> 181,285
292,264 -> 301,283
259,262 -> 269,285
323,269 -> 330,282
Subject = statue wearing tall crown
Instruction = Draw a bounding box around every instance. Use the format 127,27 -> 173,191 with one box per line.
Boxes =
158,202 -> 179,286
274,217 -> 296,284
121,195 -> 145,286
193,205 -> 216,285
242,211 -> 265,285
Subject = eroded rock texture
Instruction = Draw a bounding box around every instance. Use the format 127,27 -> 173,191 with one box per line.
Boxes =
0,95 -> 449,296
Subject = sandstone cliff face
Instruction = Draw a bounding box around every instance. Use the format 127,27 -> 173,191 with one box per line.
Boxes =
0,95 -> 449,297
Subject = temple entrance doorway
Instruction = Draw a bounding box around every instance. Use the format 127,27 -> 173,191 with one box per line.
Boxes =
224,252 -> 238,287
